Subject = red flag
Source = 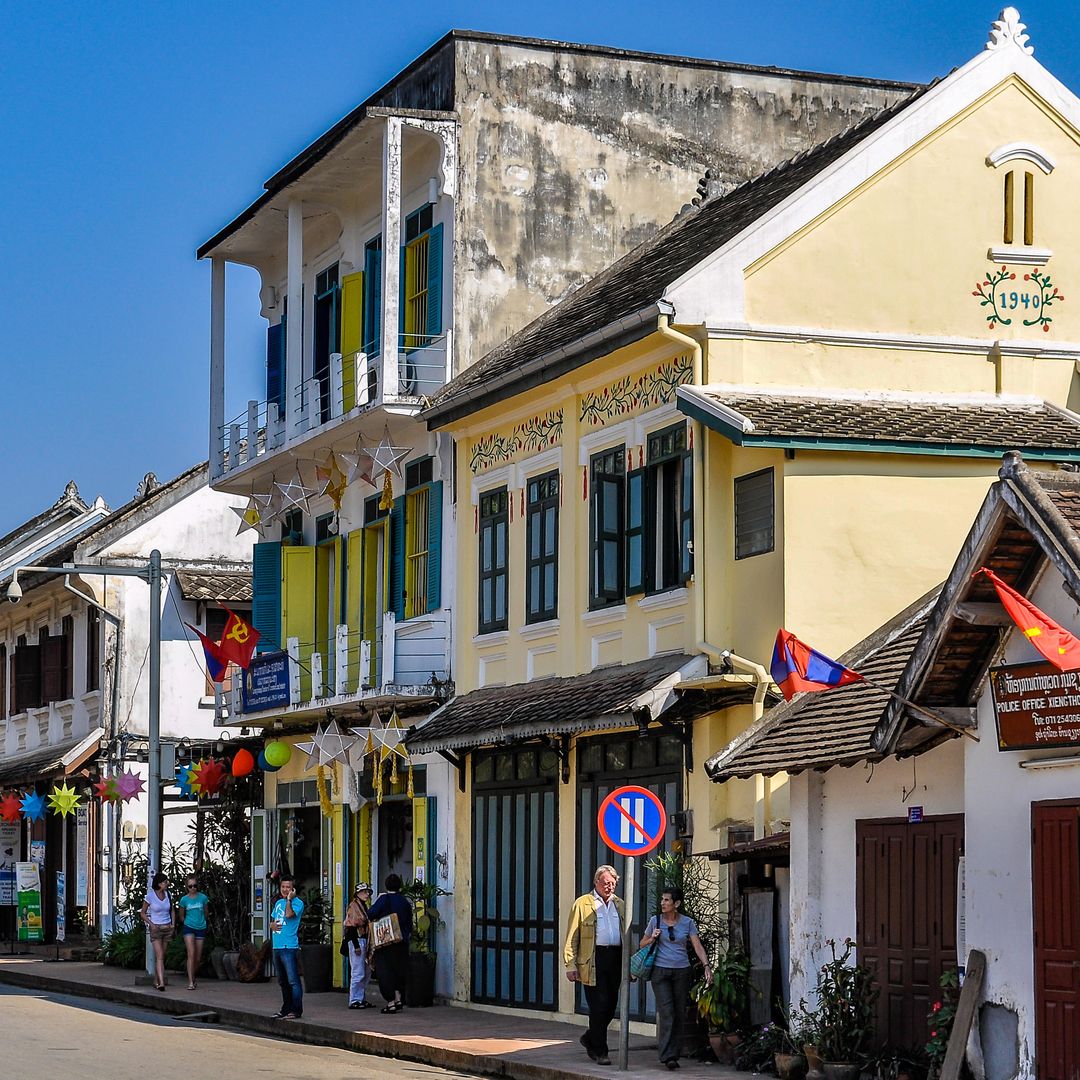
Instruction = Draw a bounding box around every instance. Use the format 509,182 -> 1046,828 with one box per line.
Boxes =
216,607 -> 260,669
976,567 -> 1080,671
187,624 -> 228,683
770,629 -> 863,702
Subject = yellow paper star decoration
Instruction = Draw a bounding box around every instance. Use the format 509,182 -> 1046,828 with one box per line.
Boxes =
48,782 -> 82,818
316,452 -> 348,510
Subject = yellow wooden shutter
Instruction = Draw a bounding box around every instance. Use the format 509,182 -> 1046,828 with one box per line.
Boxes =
340,270 -> 364,412
412,796 -> 428,882
358,803 -> 373,886
281,546 -> 315,700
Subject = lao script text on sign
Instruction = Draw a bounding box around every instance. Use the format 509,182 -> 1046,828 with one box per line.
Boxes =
989,660 -> 1080,750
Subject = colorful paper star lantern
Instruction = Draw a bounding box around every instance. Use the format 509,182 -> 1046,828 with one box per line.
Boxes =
20,790 -> 46,822
295,720 -> 357,771
275,469 -> 318,514
341,437 -> 375,488
315,452 -> 348,510
48,782 -> 82,818
364,427 -> 411,481
231,492 -> 273,536
94,776 -> 121,803
116,770 -> 145,802
231,748 -> 255,778
175,765 -> 197,800
0,792 -> 22,823
192,758 -> 227,796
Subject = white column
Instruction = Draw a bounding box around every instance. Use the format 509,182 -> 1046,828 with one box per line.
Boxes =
209,257 -> 226,481
287,199 -> 305,435
381,117 -> 402,400
788,770 -> 824,1007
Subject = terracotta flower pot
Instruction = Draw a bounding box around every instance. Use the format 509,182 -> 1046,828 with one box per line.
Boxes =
776,1052 -> 807,1080
823,1063 -> 861,1080
803,1044 -> 825,1080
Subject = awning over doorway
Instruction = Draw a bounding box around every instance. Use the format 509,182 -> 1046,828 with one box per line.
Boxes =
406,654 -> 708,754
701,831 -> 790,864
175,567 -> 252,603
0,727 -> 104,786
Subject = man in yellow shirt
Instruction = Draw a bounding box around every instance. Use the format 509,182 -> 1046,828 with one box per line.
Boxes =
564,864 -> 625,1066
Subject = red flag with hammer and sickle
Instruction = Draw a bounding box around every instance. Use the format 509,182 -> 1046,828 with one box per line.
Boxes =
216,607 -> 260,669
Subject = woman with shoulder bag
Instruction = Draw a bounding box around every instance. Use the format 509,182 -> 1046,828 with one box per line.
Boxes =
343,882 -> 374,1009
366,874 -> 412,1013
639,887 -> 712,1070
140,872 -> 175,992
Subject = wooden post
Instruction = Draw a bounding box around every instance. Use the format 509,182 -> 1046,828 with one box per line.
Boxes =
941,948 -> 986,1080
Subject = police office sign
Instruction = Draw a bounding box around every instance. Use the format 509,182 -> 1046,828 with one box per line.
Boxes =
989,661 -> 1080,751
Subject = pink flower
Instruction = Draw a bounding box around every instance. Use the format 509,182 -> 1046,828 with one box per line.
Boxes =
932,1001 -> 942,1012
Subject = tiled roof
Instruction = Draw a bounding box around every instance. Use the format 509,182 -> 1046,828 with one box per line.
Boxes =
175,569 -> 253,603
0,728 -> 104,786
406,654 -> 698,753
424,82 -> 932,426
686,388 -> 1080,453
705,588 -> 940,781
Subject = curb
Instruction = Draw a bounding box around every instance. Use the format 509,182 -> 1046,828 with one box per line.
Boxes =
0,965 -> 584,1080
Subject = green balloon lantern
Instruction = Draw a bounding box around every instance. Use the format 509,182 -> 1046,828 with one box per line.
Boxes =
257,749 -> 281,773
263,740 -> 292,768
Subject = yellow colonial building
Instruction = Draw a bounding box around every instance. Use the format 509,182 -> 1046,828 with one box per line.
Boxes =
410,7 -> 1080,1025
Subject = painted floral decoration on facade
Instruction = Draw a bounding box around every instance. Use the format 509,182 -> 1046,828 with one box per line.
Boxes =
579,356 -> 695,427
469,409 -> 564,473
1023,268 -> 1065,332
974,265 -> 1065,332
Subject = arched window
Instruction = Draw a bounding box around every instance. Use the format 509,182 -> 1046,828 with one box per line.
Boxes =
987,143 -> 1054,263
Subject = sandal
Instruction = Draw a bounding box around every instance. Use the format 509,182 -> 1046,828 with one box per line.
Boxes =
187,984 -> 196,991
380,1003 -> 400,1013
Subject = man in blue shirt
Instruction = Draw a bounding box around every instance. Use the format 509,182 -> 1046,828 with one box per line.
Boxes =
270,875 -> 305,1019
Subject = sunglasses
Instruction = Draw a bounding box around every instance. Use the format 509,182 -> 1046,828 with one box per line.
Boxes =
667,926 -> 676,942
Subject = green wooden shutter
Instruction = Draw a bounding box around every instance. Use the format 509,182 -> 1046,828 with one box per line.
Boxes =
425,223 -> 443,338
390,495 -> 406,621
252,541 -> 283,652
364,244 -> 381,357
680,451 -> 694,583
266,321 -> 285,412
625,468 -> 646,595
426,480 -> 443,611
426,795 -> 438,890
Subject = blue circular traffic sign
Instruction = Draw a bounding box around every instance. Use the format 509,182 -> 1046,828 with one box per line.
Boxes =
598,785 -> 667,857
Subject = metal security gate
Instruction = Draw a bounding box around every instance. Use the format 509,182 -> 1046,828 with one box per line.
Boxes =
576,733 -> 683,1021
471,746 -> 560,1009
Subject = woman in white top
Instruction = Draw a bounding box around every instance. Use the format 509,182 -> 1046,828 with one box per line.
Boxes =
140,872 -> 175,990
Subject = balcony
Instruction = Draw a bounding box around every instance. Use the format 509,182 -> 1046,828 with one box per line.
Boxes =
216,332 -> 451,483
224,612 -> 450,722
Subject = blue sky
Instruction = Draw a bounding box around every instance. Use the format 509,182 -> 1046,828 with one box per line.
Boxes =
3,1 -> 1078,531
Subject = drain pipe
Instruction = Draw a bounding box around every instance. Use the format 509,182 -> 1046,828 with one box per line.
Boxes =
656,314 -> 708,654
64,575 -> 123,934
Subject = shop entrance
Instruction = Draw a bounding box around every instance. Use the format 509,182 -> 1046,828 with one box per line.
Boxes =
1032,800 -> 1080,1080
376,799 -> 414,887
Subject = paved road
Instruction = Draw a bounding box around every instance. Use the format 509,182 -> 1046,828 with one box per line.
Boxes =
0,984 -> 478,1079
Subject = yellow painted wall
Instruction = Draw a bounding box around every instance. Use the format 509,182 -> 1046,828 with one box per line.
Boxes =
745,79 -> 1080,341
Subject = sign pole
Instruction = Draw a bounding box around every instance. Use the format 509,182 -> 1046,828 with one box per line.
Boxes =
618,854 -> 635,1072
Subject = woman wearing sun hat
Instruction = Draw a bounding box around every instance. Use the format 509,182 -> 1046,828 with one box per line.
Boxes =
343,882 -> 373,1009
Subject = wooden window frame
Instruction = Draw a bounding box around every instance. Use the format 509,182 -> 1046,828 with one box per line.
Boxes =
525,470 -> 560,624
405,484 -> 431,619
642,422 -> 692,594
478,487 -> 509,635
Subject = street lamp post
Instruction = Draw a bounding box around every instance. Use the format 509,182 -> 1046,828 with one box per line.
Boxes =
7,550 -> 162,979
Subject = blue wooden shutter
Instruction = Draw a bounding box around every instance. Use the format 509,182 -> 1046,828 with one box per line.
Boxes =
266,321 -> 284,411
425,223 -> 443,338
389,495 -> 406,621
426,480 -> 443,611
625,468 -> 646,595
364,244 -> 382,357
680,451 -> 694,582
426,795 -> 438,891
252,541 -> 283,652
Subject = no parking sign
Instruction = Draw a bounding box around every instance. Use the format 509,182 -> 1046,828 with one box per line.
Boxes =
597,785 -> 666,857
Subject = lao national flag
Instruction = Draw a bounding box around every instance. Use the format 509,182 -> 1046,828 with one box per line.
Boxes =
216,607 -> 260,669
187,625 -> 228,684
770,629 -> 864,702
977,567 -> 1080,671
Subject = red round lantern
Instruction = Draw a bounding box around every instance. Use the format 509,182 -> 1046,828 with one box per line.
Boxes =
231,748 -> 256,778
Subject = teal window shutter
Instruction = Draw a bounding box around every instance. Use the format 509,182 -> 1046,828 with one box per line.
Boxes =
426,480 -> 443,611
266,320 -> 285,412
363,242 -> 381,357
390,495 -> 406,621
426,795 -> 438,890
680,451 -> 694,582
252,541 -> 282,652
625,468 -> 646,595
425,223 -> 443,338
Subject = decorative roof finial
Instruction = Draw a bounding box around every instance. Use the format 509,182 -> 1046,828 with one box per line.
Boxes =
986,7 -> 1033,55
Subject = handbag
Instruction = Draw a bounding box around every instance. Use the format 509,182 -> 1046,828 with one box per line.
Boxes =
629,938 -> 659,982
370,911 -> 403,951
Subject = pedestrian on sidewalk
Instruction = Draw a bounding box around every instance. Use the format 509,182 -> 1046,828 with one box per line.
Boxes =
343,882 -> 373,1009
564,864 -> 625,1067
140,872 -> 175,992
178,875 -> 210,991
269,875 -> 305,1019
367,873 -> 412,1013
640,888 -> 712,1071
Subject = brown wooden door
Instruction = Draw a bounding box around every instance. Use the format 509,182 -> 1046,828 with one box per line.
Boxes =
856,815 -> 963,1048
1032,802 -> 1080,1080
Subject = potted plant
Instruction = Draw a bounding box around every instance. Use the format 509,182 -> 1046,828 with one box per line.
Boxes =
925,968 -> 959,1078
401,877 -> 451,1007
733,1020 -> 805,1078
297,886 -> 333,992
690,946 -> 752,1061
801,938 -> 878,1080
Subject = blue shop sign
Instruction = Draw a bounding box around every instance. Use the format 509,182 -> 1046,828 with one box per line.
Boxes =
242,651 -> 291,712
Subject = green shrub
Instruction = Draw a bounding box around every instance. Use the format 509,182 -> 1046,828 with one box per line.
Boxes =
100,925 -> 146,969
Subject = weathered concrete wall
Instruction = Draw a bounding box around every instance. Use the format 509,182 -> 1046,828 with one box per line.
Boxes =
453,38 -> 915,368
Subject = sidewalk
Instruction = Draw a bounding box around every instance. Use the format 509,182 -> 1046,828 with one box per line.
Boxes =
0,957 -> 736,1080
